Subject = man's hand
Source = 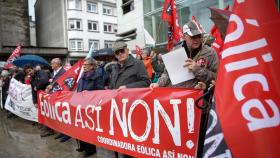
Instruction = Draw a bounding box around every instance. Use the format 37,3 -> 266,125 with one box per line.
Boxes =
149,83 -> 159,89
45,85 -> 52,93
184,58 -> 196,70
118,85 -> 127,90
194,82 -> 206,90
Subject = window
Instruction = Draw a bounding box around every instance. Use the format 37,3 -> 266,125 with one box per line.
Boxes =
89,40 -> 99,51
104,41 -> 114,48
87,1 -> 98,13
68,0 -> 82,10
88,21 -> 98,31
103,5 -> 113,15
104,23 -> 117,33
69,19 -> 82,30
69,39 -> 83,51
122,0 -> 134,14
114,24 -> 118,33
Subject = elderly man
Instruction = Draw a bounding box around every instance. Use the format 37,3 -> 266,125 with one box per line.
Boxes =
76,57 -> 104,157
41,58 -> 66,138
99,42 -> 150,158
45,58 -> 66,92
150,20 -> 219,89
109,42 -> 151,89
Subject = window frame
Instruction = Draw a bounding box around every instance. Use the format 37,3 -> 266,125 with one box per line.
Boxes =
103,23 -> 117,34
88,39 -> 100,51
88,20 -> 99,32
68,0 -> 82,10
69,39 -> 83,51
87,1 -> 98,13
68,19 -> 83,30
104,41 -> 114,48
122,0 -> 134,14
103,5 -> 113,16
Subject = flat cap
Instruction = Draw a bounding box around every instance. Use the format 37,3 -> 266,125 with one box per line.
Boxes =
183,21 -> 206,37
112,42 -> 127,53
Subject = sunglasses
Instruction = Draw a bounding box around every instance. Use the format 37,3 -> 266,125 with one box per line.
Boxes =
83,63 -> 93,66
115,49 -> 125,55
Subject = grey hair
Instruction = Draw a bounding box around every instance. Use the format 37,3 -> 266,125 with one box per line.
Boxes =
84,57 -> 97,67
52,58 -> 62,66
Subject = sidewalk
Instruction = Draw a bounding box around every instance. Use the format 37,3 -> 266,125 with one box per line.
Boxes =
0,110 -> 96,158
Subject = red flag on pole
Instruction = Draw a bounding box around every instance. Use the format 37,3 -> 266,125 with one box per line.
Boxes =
4,45 -> 21,69
52,59 -> 84,92
162,0 -> 183,50
192,16 -> 206,34
210,6 -> 230,58
215,0 -> 280,157
135,45 -> 143,56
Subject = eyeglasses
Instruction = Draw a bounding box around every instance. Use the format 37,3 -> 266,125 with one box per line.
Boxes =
83,63 -> 93,66
115,49 -> 125,55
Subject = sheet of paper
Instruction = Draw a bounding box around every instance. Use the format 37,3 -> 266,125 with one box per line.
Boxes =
162,47 -> 195,85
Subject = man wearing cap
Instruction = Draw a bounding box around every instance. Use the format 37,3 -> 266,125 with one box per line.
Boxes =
100,41 -> 150,158
150,20 -> 219,89
109,41 -> 151,89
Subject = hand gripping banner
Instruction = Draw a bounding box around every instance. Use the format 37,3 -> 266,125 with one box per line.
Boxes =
38,88 -> 202,158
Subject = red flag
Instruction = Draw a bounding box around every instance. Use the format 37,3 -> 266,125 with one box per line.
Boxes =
135,45 -> 142,56
52,59 -> 83,92
192,16 -> 206,34
215,0 -> 280,157
210,6 -> 230,58
162,0 -> 183,50
210,26 -> 223,58
63,63 -> 72,71
4,45 -> 21,69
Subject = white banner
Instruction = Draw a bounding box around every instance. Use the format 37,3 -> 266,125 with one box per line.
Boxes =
5,78 -> 38,122
0,86 -> 3,109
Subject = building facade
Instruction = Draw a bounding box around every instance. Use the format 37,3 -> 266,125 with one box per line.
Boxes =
116,0 -> 234,51
35,0 -> 117,63
0,0 -> 30,52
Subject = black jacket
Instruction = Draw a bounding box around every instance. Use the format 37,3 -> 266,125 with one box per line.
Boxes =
109,55 -> 151,89
31,70 -> 51,103
51,67 -> 66,83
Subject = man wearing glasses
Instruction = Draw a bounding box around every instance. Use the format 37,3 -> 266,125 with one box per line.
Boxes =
150,20 -> 219,89
109,41 -> 151,90
76,57 -> 104,157
101,41 -> 150,158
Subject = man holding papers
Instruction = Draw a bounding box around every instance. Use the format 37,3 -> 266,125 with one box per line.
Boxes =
150,20 -> 219,89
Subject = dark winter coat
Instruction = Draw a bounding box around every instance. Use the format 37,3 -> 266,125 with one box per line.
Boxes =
109,55 -> 151,89
51,67 -> 66,83
31,70 -> 51,103
76,69 -> 104,92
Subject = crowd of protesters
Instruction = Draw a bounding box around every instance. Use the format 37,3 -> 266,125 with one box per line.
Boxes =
0,19 -> 218,158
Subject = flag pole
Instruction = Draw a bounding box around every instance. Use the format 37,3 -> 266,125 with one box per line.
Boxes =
155,20 -> 163,46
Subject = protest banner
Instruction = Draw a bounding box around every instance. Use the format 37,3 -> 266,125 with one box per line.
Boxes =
5,78 -> 38,122
0,87 -> 3,109
202,100 -> 232,158
38,88 -> 202,158
215,0 -> 280,157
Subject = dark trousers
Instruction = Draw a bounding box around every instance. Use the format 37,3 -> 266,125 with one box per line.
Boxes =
79,140 -> 96,154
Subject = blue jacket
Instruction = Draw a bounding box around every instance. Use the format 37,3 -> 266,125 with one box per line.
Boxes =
77,69 -> 104,92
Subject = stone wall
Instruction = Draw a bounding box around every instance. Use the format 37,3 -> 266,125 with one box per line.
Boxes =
0,0 -> 30,47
